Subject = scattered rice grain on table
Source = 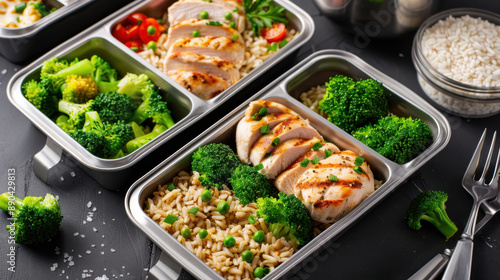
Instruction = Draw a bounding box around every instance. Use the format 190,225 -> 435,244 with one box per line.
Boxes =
144,171 -> 298,279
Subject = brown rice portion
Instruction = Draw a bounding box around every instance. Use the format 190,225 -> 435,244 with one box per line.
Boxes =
144,170 -> 298,280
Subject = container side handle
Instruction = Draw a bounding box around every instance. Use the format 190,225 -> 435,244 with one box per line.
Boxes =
33,137 -> 63,183
148,250 -> 196,280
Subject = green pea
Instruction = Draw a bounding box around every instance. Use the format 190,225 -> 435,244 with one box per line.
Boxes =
147,41 -> 157,51
254,267 -> 264,278
201,189 -> 212,202
147,25 -> 156,35
198,229 -> 208,239
241,250 -> 254,263
192,30 -> 200,37
229,21 -> 236,29
217,200 -> 230,215
167,183 -> 175,191
224,12 -> 232,21
253,230 -> 265,243
181,227 -> 191,239
223,235 -> 236,248
200,10 -> 208,19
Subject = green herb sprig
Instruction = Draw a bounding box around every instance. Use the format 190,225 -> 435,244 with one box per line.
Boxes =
243,0 -> 288,36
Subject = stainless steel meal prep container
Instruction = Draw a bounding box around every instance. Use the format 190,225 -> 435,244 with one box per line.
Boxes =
0,0 -> 95,63
6,0 -> 314,189
125,49 -> 451,279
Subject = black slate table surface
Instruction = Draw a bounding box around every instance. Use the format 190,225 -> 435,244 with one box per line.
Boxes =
1,0 -> 500,279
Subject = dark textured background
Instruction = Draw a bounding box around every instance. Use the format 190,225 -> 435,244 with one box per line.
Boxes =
1,0 -> 499,279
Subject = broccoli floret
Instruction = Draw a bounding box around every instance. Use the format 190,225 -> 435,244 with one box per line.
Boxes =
352,115 -> 433,164
70,112 -> 134,158
93,92 -> 137,124
256,193 -> 313,247
319,75 -> 388,133
117,73 -> 155,101
55,114 -> 75,133
231,164 -> 277,205
191,143 -> 241,190
61,74 -> 99,103
130,85 -> 175,128
408,190 -> 458,239
58,99 -> 96,130
130,121 -> 145,139
125,124 -> 167,153
22,79 -> 58,117
41,58 -> 95,94
40,57 -> 69,77
90,55 -> 119,93
0,193 -> 62,245
90,55 -> 118,84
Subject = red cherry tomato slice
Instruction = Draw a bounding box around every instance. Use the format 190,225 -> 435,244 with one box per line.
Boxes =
126,12 -> 148,26
261,23 -> 287,43
125,40 -> 143,53
139,18 -> 161,44
112,23 -> 130,43
127,25 -> 140,41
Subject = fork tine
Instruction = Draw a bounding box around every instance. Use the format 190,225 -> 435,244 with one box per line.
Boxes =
463,129 -> 487,183
479,131 -> 497,183
489,140 -> 500,186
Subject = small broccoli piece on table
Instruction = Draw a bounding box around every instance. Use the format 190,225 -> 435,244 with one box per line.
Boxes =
130,85 -> 175,128
93,92 -> 137,124
22,79 -> 58,117
256,193 -> 313,247
58,99 -> 96,130
0,193 -> 62,245
352,115 -> 433,164
117,73 -> 155,102
61,74 -> 99,103
191,143 -> 241,190
125,124 -> 167,153
231,164 -> 277,205
408,190 -> 458,239
319,75 -> 388,133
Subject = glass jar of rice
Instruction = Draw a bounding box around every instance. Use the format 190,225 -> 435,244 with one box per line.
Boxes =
412,8 -> 500,118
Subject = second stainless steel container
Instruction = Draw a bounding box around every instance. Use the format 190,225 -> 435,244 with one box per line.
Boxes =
125,49 -> 451,279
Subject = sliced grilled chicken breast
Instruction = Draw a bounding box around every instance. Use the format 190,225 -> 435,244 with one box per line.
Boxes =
169,37 -> 245,68
274,142 -> 340,194
294,150 -> 375,223
164,19 -> 244,51
168,1 -> 245,33
244,100 -> 301,119
236,113 -> 295,164
165,51 -> 240,84
166,70 -> 231,100
249,117 -> 322,166
258,138 -> 321,179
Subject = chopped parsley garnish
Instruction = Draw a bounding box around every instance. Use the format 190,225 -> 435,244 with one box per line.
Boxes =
324,149 -> 332,159
300,158 -> 310,167
206,21 -> 222,26
163,214 -> 178,225
243,0 -> 288,36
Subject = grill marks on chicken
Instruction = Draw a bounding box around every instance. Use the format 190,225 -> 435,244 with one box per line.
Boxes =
164,0 -> 245,99
235,100 -> 376,223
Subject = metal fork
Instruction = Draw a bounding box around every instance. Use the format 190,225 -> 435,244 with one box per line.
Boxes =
409,129 -> 500,280
441,129 -> 500,280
